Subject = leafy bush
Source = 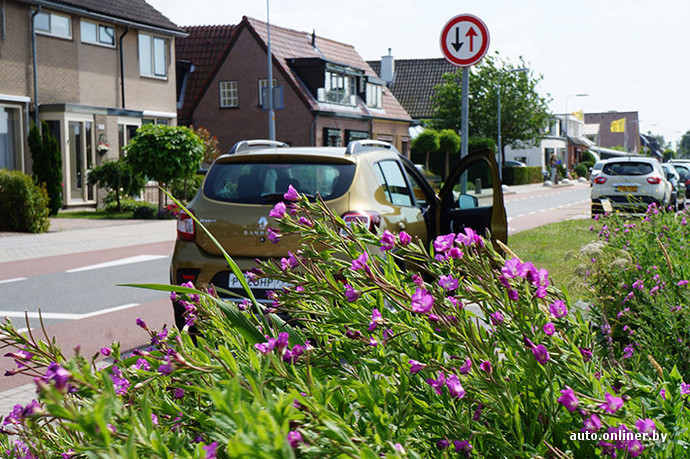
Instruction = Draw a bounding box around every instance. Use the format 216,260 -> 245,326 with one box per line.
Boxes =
0,169 -> 50,233
157,203 -> 181,220
28,122 -> 62,215
574,163 -> 588,178
584,205 -> 690,377
88,159 -> 145,212
131,202 -> 157,219
103,195 -> 139,213
502,166 -> 544,185
1,192 -> 690,457
169,175 -> 203,203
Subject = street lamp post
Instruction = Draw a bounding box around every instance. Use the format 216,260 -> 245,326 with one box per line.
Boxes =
497,67 -> 529,182
564,93 -> 588,172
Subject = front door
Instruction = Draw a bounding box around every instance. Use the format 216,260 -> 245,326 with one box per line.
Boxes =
68,121 -> 95,203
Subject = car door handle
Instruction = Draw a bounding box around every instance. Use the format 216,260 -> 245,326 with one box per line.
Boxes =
398,222 -> 406,230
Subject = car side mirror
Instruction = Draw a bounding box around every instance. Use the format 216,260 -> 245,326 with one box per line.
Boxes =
458,194 -> 479,209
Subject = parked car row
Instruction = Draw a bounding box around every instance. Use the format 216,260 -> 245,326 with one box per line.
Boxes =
591,156 -> 686,215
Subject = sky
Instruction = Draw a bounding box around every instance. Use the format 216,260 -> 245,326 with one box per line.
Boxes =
148,0 -> 690,148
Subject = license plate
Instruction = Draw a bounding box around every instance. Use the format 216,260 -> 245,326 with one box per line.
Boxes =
228,273 -> 290,291
616,186 -> 638,192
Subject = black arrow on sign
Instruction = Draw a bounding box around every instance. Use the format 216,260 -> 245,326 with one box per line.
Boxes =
451,27 -> 463,52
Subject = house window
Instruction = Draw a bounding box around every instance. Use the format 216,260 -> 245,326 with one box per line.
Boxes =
0,106 -> 21,171
366,83 -> 383,109
258,79 -> 277,106
139,33 -> 168,78
323,128 -> 341,147
35,10 -> 71,39
345,130 -> 369,144
324,71 -> 356,106
81,20 -> 114,46
220,81 -> 239,107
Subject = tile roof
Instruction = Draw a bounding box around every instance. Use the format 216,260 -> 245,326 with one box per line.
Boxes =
176,25 -> 236,121
244,16 -> 410,122
37,0 -> 182,33
368,58 -> 457,120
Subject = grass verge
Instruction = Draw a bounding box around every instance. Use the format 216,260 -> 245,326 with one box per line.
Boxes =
55,210 -> 135,219
508,218 -> 600,301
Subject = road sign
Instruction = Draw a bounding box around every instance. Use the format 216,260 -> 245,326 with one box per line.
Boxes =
440,14 -> 490,67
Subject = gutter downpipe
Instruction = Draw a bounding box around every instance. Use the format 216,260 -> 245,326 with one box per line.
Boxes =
310,114 -> 319,146
31,6 -> 40,124
119,26 -> 129,108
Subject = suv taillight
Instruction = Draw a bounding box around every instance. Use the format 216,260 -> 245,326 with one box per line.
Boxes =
342,211 -> 381,232
647,177 -> 662,185
177,211 -> 195,242
594,177 -> 607,184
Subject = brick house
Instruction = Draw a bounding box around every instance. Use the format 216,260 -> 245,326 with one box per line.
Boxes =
0,0 -> 184,207
176,17 -> 412,155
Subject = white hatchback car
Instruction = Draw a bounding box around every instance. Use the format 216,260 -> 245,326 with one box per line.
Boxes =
591,157 -> 672,214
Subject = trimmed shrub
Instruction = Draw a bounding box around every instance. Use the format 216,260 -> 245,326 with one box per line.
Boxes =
131,202 -> 157,219
28,122 -> 62,215
88,159 -> 145,212
502,165 -> 543,185
0,169 -> 50,233
574,163 -> 588,178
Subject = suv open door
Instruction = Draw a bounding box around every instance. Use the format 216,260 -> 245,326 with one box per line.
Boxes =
437,148 -> 508,244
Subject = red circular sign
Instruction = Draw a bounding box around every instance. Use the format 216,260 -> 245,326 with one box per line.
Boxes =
440,14 -> 490,67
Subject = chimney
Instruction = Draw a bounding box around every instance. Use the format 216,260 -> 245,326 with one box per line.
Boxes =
380,48 -> 394,85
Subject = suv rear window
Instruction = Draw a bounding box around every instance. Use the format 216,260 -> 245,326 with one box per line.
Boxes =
602,162 -> 654,176
203,162 -> 355,203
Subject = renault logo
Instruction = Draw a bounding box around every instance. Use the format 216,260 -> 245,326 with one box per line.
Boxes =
258,216 -> 268,230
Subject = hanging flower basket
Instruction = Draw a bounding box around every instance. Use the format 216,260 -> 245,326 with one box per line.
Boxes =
96,142 -> 110,154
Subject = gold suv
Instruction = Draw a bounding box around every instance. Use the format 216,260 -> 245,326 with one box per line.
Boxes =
170,139 -> 507,328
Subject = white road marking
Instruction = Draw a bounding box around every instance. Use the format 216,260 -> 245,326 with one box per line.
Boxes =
66,255 -> 167,273
0,278 -> 27,285
0,303 -> 140,321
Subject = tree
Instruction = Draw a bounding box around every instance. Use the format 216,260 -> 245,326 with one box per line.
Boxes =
28,122 -> 62,215
411,129 -> 440,171
438,129 -> 461,179
678,131 -> 690,158
194,126 -> 221,165
124,125 -> 204,211
430,53 -> 551,163
87,159 -> 145,212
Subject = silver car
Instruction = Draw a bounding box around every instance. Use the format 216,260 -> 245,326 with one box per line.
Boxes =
591,157 -> 672,214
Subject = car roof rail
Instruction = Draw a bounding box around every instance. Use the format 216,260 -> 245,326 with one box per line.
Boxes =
345,139 -> 399,155
228,139 -> 289,154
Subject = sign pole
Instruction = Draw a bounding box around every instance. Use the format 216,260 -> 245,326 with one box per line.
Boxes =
461,67 -> 469,158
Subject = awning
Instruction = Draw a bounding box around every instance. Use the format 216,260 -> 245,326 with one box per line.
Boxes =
568,135 -> 593,147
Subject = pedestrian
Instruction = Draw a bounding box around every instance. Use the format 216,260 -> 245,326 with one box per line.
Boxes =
549,153 -> 558,183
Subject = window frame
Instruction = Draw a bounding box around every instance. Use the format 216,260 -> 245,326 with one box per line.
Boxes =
138,32 -> 168,79
366,83 -> 383,109
80,19 -> 115,47
35,10 -> 72,40
220,81 -> 239,108
374,160 -> 415,207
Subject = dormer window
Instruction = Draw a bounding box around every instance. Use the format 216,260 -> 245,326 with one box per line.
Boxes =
366,83 -> 383,109
323,70 -> 356,105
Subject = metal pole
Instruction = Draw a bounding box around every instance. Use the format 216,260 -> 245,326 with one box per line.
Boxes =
461,67 -> 469,158
497,73 -> 502,182
266,0 -> 275,140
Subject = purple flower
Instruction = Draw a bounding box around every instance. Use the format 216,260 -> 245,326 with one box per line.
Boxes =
437,439 -> 451,450
110,366 -> 130,396
367,308 -> 384,331
287,430 -> 304,448
489,310 -> 504,326
681,382 -> 690,394
269,201 -> 287,218
173,388 -> 185,399
409,360 -> 427,374
627,439 -> 644,457
202,441 -> 218,458
283,184 -> 300,201
549,300 -> 568,318
369,336 -> 378,347
678,280 -> 689,287
635,418 -> 656,436
456,227 -> 483,247
132,358 -> 151,371
557,386 -> 579,412
280,251 -> 300,271
379,230 -> 396,251
433,233 -> 456,254
43,362 -> 71,392
508,289 -> 519,301
411,288 -> 433,313
446,374 -> 466,399
458,358 -> 472,374
479,360 -> 492,374
267,227 -> 281,244
351,252 -> 369,272
623,344 -> 634,358
298,216 -> 313,228
579,347 -> 592,363
344,284 -> 361,302
283,344 -> 305,363
532,344 -> 550,365
543,323 -> 555,336
438,274 -> 458,291
136,318 -> 148,330
582,414 -> 602,433
454,440 -> 473,456
600,392 -> 624,414
501,257 -> 523,279
398,231 -> 412,245
158,362 -> 173,375
425,371 -> 446,395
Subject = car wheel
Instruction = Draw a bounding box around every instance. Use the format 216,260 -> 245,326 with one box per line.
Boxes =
591,202 -> 603,217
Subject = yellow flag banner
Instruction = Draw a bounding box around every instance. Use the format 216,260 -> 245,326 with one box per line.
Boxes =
572,110 -> 584,121
610,118 -> 626,133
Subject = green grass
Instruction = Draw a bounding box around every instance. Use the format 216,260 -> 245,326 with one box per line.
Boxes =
507,218 -> 600,300
54,210 -> 135,219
